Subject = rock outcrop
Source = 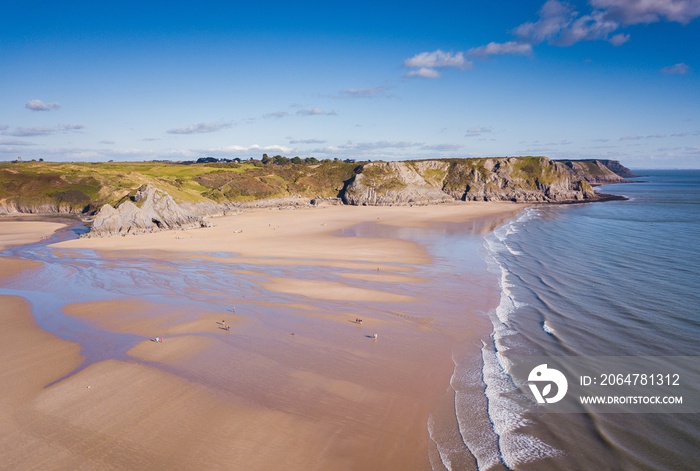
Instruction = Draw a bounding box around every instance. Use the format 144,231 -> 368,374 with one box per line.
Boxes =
0,199 -> 81,215
342,161 -> 454,206
341,157 -> 611,205
84,185 -> 209,238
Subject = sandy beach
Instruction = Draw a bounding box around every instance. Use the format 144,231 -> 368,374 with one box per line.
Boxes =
1,202 -> 521,470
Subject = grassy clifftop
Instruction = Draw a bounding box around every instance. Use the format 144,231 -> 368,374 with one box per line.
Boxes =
0,160 -> 358,213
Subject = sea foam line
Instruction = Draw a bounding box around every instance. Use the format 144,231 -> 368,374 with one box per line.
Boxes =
479,208 -> 564,469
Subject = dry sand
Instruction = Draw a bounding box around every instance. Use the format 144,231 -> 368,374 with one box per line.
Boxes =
1,203 -> 522,470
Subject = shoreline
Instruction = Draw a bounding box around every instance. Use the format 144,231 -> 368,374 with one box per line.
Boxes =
1,203 -> 523,470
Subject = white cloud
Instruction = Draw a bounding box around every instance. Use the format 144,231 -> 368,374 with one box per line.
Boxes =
609,32 -> 631,45
166,122 -> 232,134
25,99 -> 61,111
404,50 -> 468,69
403,50 -> 472,78
591,0 -> 700,25
661,62 -> 691,74
296,107 -> 337,116
468,41 -> 533,58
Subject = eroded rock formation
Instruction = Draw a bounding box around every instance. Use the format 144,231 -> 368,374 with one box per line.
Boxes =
84,184 -> 208,238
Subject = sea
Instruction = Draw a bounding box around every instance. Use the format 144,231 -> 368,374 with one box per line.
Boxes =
430,170 -> 700,471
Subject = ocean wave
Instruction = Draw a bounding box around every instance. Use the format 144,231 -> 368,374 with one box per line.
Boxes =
478,208 -> 563,469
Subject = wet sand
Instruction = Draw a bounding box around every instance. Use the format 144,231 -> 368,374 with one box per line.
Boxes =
1,203 -> 521,470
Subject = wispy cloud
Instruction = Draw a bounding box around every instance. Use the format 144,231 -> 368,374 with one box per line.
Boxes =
514,0 -> 622,46
403,50 -> 471,78
404,67 -> 442,79
465,126 -> 493,137
296,107 -> 337,116
289,138 -> 327,144
338,86 -> 391,98
263,111 -> 290,119
591,0 -> 700,25
619,133 -> 667,141
337,140 -> 422,151
2,124 -> 84,137
202,144 -> 293,156
0,138 -> 34,146
467,41 -> 533,58
661,63 -> 691,75
514,0 -> 700,48
419,143 -> 464,152
166,122 -> 232,134
25,99 -> 61,111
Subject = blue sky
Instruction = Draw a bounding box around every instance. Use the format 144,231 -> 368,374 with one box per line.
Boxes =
1,1 -> 699,168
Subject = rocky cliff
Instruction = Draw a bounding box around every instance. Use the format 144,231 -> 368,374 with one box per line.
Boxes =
84,184 -> 209,238
555,159 -> 636,183
341,157 -> 617,205
341,161 -> 454,206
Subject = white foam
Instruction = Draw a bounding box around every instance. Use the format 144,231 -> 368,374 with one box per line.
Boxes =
452,353 -> 502,470
543,320 -> 555,335
477,208 -> 564,469
481,342 -> 564,469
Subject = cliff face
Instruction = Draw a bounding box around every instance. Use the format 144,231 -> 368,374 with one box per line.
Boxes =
555,159 -> 636,183
342,157 -> 608,205
0,199 -> 84,215
84,184 -> 209,238
341,161 -> 454,206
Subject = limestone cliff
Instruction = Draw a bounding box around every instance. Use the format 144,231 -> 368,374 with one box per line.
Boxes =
84,184 -> 209,238
341,161 -> 454,206
555,159 -> 636,183
341,157 -> 610,205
